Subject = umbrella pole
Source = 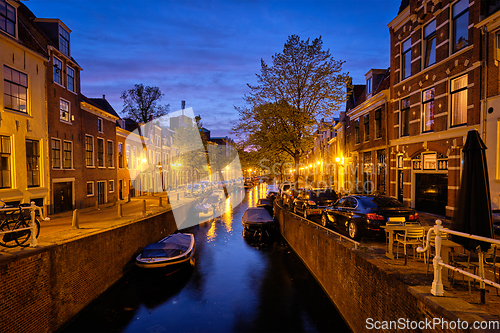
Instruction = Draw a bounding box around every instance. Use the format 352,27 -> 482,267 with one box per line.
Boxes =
479,251 -> 485,304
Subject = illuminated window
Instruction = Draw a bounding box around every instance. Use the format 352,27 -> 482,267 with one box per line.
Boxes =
118,143 -> 124,169
107,140 -> 114,167
451,75 -> 467,127
0,135 -> 11,188
26,139 -> 40,187
87,182 -> 94,196
85,135 -> 93,167
63,141 -> 72,169
52,139 -> 61,169
60,99 -> 70,122
97,138 -> 104,167
364,114 -> 370,141
422,87 -> 435,132
400,98 -> 410,137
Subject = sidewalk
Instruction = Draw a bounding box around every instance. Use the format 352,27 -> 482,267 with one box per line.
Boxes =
0,191 -> 199,259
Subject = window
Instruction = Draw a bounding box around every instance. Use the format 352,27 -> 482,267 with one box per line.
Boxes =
132,146 -> 137,168
59,25 -> 70,56
87,182 -> 94,196
366,77 -> 372,95
60,99 -> 70,122
400,98 -> 410,137
3,65 -> 27,113
97,138 -> 104,167
126,145 -> 130,168
109,180 -> 114,193
0,0 -> 15,36
375,109 -> 382,139
422,87 -> 435,132
53,57 -> 62,85
402,38 -> 411,80
97,118 -> 103,133
67,66 -> 74,92
451,75 -> 468,126
85,135 -> 93,167
364,114 -> 370,141
63,141 -> 72,169
0,135 -> 11,188
452,0 -> 469,53
424,19 -> 436,68
118,143 -> 124,168
354,119 -> 360,144
107,140 -> 114,167
51,139 -> 61,169
26,139 -> 40,187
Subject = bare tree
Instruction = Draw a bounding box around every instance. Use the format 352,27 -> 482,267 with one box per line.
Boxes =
121,84 -> 169,124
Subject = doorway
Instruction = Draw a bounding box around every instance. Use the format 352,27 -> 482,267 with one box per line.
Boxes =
97,181 -> 106,205
53,182 -> 73,213
415,173 -> 448,216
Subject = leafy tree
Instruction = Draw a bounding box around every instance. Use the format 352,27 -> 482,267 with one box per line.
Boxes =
121,84 -> 169,124
233,35 -> 349,179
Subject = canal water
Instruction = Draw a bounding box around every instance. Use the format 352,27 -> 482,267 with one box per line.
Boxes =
60,184 -> 351,333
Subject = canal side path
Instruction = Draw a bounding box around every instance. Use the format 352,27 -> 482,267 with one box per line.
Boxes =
1,187 -> 500,326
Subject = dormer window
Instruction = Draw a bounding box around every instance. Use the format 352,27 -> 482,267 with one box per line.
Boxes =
0,0 -> 15,37
366,77 -> 372,95
59,25 -> 70,56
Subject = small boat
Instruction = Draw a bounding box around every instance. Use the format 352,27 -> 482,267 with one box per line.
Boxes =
256,198 -> 274,216
136,233 -> 195,273
242,207 -> 276,237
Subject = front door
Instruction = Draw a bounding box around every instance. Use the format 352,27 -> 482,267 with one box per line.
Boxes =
119,179 -> 123,200
53,182 -> 73,214
97,181 -> 106,205
415,173 -> 448,216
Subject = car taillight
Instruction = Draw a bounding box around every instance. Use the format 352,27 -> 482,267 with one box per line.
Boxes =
307,200 -> 317,205
409,212 -> 419,220
366,213 -> 385,220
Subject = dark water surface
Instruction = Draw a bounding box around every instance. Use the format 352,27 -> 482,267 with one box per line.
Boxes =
60,185 -> 351,333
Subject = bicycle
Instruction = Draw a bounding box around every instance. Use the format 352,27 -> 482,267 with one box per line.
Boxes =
0,200 -> 42,247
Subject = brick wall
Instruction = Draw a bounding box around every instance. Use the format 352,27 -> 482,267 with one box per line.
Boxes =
0,209 -> 178,333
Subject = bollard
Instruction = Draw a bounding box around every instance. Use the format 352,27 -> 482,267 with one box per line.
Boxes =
159,197 -> 163,207
30,201 -> 38,247
177,192 -> 179,201
167,195 -> 170,205
142,200 -> 147,216
95,200 -> 99,210
118,203 -> 123,217
72,209 -> 79,229
127,195 -> 131,203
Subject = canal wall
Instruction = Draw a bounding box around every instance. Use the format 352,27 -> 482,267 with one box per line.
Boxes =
275,203 -> 495,333
0,200 -> 199,333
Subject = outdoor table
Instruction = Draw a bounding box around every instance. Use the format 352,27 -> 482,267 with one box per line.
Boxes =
382,225 -> 431,260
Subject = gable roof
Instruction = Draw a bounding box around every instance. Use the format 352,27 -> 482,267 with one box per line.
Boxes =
88,97 -> 121,119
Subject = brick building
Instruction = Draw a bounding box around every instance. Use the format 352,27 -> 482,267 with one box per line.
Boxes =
345,69 -> 390,195
388,0 -> 481,217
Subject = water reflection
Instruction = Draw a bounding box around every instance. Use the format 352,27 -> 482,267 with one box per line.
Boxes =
60,186 -> 350,333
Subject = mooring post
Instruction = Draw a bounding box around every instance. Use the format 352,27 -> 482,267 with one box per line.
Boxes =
159,196 -> 163,207
118,203 -> 123,217
72,209 -> 79,229
29,201 -> 38,247
142,200 -> 146,216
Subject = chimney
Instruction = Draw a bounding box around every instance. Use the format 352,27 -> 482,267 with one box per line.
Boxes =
102,94 -> 106,99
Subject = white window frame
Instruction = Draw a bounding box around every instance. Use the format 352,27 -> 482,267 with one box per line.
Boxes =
97,137 -> 105,168
451,0 -> 469,54
423,19 -> 436,68
66,66 -> 75,93
85,135 -> 94,167
60,98 -> 70,123
86,181 -> 94,196
63,140 -> 73,169
450,74 -> 468,127
109,180 -> 115,193
51,138 -> 61,169
422,87 -> 435,133
401,38 -> 412,80
53,56 -> 63,86
97,118 -> 103,133
107,140 -> 114,168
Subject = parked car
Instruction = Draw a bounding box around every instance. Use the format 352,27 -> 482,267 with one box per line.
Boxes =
186,183 -> 203,197
266,185 -> 279,199
293,188 -> 338,219
279,182 -> 293,203
282,188 -> 301,209
200,181 -> 212,191
321,195 -> 419,241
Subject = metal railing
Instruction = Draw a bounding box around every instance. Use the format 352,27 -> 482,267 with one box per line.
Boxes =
417,219 -> 500,297
278,201 -> 360,249
0,202 -> 49,247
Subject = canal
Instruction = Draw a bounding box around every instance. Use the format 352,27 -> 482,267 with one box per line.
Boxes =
60,184 -> 351,333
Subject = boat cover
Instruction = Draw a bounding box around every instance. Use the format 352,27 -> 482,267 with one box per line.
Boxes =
242,207 -> 274,224
204,195 -> 220,204
141,233 -> 193,258
257,198 -> 273,206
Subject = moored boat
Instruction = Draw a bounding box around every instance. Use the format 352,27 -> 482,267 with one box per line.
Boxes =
242,207 -> 277,237
136,233 -> 195,273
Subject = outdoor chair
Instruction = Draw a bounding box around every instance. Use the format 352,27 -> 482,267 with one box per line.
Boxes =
482,245 -> 500,295
404,221 -> 421,227
395,227 -> 425,264
425,231 -> 449,274
385,221 -> 404,254
450,247 -> 479,292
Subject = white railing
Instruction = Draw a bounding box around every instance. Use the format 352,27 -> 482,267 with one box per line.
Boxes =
0,202 -> 49,247
417,220 -> 500,297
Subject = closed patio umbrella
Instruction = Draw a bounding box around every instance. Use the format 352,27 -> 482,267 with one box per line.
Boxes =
450,129 -> 494,302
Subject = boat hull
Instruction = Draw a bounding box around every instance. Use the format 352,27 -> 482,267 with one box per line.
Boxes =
136,234 -> 196,272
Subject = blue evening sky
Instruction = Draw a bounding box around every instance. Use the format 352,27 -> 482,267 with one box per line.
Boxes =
27,0 -> 402,138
